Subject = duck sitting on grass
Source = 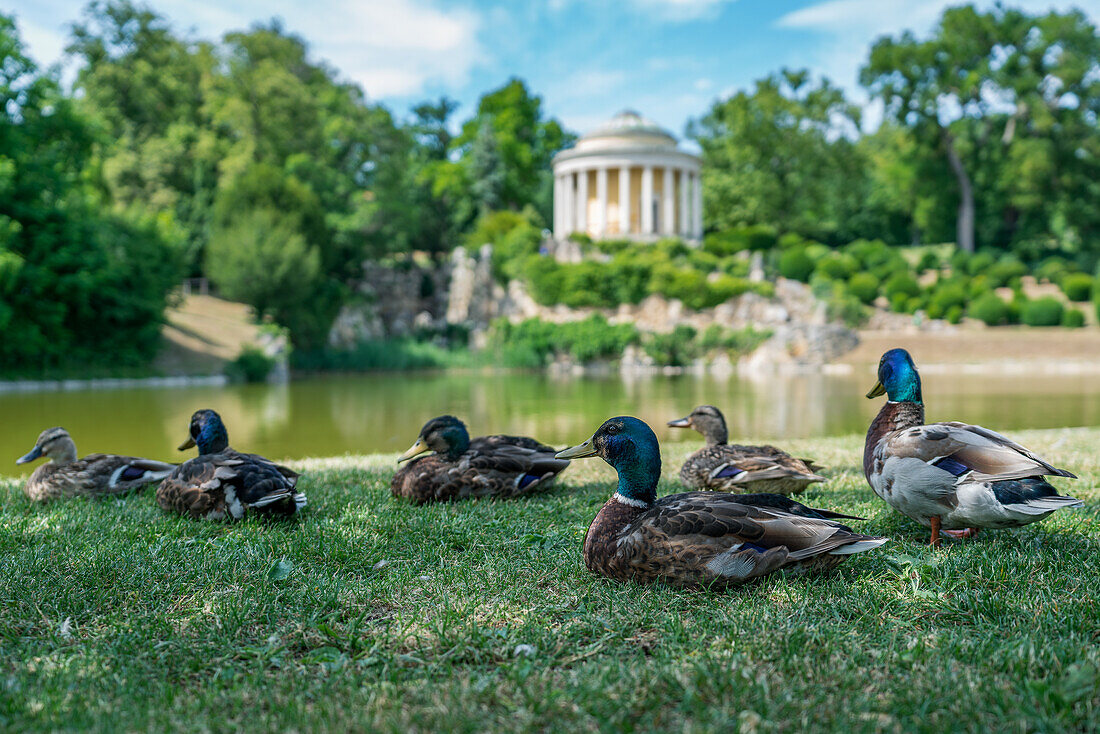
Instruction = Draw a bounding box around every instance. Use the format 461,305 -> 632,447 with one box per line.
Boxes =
157,409 -> 306,521
16,427 -> 176,502
668,405 -> 825,495
391,415 -> 570,504
557,416 -> 885,589
864,348 -> 1082,547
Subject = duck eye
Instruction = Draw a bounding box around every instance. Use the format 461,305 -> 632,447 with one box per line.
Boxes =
605,424 -> 620,435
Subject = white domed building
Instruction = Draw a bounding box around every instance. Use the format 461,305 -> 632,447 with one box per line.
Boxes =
552,110 -> 703,242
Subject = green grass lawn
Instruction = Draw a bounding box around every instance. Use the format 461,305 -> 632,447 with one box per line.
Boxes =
2,428 -> 1099,732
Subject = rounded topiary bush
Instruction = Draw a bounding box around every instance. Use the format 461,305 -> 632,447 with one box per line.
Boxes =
1021,296 -> 1065,327
1060,273 -> 1093,302
817,252 -> 858,280
945,305 -> 963,324
883,272 -> 920,301
847,272 -> 880,304
778,248 -> 815,283
988,257 -> 1028,287
968,291 -> 1008,326
1062,308 -> 1086,328
926,281 -> 968,320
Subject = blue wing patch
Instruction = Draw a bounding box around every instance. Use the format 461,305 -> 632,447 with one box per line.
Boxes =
119,465 -> 148,481
932,456 -> 969,477
517,474 -> 540,489
715,465 -> 745,478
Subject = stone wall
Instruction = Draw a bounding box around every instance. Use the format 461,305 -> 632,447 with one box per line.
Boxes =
327,244 -> 861,368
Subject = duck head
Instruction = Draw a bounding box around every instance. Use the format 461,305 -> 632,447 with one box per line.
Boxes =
866,348 -> 922,403
557,416 -> 662,506
17,427 -> 78,466
179,409 -> 229,455
398,415 -> 471,462
667,405 -> 728,445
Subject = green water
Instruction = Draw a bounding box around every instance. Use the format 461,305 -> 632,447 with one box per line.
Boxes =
4,369 -> 1100,475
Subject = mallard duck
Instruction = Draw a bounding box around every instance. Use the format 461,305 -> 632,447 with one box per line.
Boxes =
557,416 -> 885,588
668,405 -> 825,495
391,415 -> 570,504
864,348 -> 1082,547
15,427 -> 176,502
157,409 -> 306,520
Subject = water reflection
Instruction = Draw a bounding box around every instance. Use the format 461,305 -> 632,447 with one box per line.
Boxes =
3,369 -> 1098,473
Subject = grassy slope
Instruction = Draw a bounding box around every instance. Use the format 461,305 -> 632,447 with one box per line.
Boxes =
2,429 -> 1099,733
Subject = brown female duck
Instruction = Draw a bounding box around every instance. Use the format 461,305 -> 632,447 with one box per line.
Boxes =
391,415 -> 570,504
558,416 -> 885,589
668,405 -> 825,495
16,427 -> 175,502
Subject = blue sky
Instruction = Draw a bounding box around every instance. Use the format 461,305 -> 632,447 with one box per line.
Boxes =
10,0 -> 1100,137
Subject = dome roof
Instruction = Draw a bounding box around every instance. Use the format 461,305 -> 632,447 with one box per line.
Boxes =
582,110 -> 676,142
569,110 -> 679,154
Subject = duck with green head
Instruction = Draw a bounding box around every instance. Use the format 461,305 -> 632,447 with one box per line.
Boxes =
559,416 -> 885,588
16,427 -> 176,502
668,405 -> 825,495
864,348 -> 1082,547
391,415 -> 570,504
156,409 -> 306,520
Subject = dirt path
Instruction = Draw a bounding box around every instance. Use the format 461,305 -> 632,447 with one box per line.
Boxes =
155,295 -> 262,375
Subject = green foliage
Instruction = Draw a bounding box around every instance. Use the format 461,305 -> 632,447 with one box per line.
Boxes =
847,272 -> 880,304
642,325 -> 699,367
987,257 -> 1028,288
883,272 -> 920,300
696,325 -> 772,354
226,346 -> 276,383
817,253 -> 859,281
925,281 -> 968,320
293,339 -> 471,372
968,291 -> 1009,326
1062,308 -> 1086,328
0,15 -> 184,371
1060,273 -> 1093,302
702,226 -> 777,256
778,248 -> 815,282
1021,297 -> 1066,327
486,316 -> 638,366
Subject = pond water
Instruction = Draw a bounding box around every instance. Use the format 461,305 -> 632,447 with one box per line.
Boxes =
3,369 -> 1100,475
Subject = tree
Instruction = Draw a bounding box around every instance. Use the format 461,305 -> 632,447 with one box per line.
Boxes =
0,13 -> 183,371
692,69 -> 869,243
862,5 -> 1100,253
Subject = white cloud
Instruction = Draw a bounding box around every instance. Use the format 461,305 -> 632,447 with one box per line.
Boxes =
11,0 -> 485,99
775,0 -> 1100,106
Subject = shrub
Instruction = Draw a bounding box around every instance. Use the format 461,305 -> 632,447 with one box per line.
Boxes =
848,272 -> 880,304
643,325 -> 699,366
945,305 -> 963,324
486,316 -> 638,365
925,281 -> 968,320
1021,297 -> 1065,326
883,272 -> 920,300
1035,257 -> 1072,284
987,257 -> 1028,287
816,253 -> 859,281
967,291 -> 1008,326
966,252 -> 996,276
226,346 -> 275,383
916,250 -> 940,273
703,225 -> 777,256
1062,308 -> 1086,328
778,248 -> 815,282
698,325 -> 772,354
1061,273 -> 1093,302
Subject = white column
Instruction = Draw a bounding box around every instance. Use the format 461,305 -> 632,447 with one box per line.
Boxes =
576,168 -> 588,235
553,175 -> 562,238
641,165 -> 654,235
679,168 -> 689,237
662,167 -> 674,236
596,167 -> 608,238
692,171 -> 703,238
618,167 -> 630,236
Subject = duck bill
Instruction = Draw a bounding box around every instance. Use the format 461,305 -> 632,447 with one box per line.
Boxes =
556,438 -> 598,460
667,416 -> 691,428
398,438 -> 430,463
178,436 -> 197,451
16,446 -> 42,465
866,380 -> 886,399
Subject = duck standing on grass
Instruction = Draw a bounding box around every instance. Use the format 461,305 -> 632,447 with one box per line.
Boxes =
668,405 -> 825,495
557,416 -> 885,589
16,427 -> 176,502
864,348 -> 1082,547
157,409 -> 306,521
391,415 -> 570,504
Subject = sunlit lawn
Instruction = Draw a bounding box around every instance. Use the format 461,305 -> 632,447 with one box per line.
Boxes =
2,428 -> 1099,732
